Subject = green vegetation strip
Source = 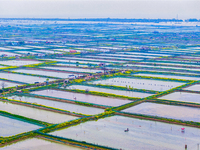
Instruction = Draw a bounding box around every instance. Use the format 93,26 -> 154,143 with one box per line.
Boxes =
22,61 -> 58,68
22,83 -> 59,93
0,131 -> 38,146
0,66 -> 19,70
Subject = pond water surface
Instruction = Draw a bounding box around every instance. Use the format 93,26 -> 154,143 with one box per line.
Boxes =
134,73 -> 200,80
50,115 -> 200,150
91,77 -> 185,91
7,95 -> 104,115
0,138 -> 84,150
184,84 -> 200,91
123,102 -> 200,122
67,85 -> 153,98
0,115 -> 41,137
32,89 -> 131,107
0,72 -> 55,84
0,101 -> 78,124
158,92 -> 200,104
13,69 -> 79,79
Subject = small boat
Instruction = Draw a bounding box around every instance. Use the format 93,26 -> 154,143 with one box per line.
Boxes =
124,128 -> 129,132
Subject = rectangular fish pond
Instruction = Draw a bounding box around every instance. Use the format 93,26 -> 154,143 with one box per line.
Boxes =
0,137 -> 84,150
40,66 -> 104,73
42,58 -> 111,65
67,85 -> 153,98
7,95 -> 104,115
85,55 -> 142,61
158,92 -> 200,104
0,115 -> 41,137
184,84 -> 200,92
0,72 -> 55,84
49,115 -> 200,150
98,53 -> 156,58
0,101 -> 78,124
0,80 -> 21,89
31,89 -> 131,107
133,73 -> 200,80
122,102 -> 200,122
90,77 -> 185,91
63,57 -> 126,63
56,63 -> 88,67
12,69 -> 80,79
0,60 -> 41,66
0,65 -> 7,68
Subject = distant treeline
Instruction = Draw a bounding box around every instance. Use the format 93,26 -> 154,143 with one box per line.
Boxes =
1,18 -> 200,22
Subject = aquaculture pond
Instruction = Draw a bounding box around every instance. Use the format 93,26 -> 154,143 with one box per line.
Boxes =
127,64 -> 197,70
0,52 -> 19,57
41,66 -> 104,73
0,72 -> 55,84
0,138 -> 84,150
0,101 -> 78,124
0,65 -> 6,68
122,102 -> 200,122
31,89 -> 131,107
184,84 -> 200,91
0,81 -> 21,89
43,58 -> 110,65
0,47 -> 14,50
49,115 -> 200,150
62,57 -> 126,63
158,92 -> 200,104
132,69 -> 200,75
53,48 -> 81,53
26,45 -> 46,49
91,77 -> 185,91
140,62 -> 200,67
98,53 -> 156,58
0,115 -> 41,137
7,46 -> 32,49
34,50 -> 63,54
12,69 -> 80,79
134,73 -> 200,80
56,63 -> 88,67
126,64 -> 200,73
118,52 -> 171,57
7,96 -> 104,115
15,51 -> 39,55
85,55 -> 143,61
67,85 -> 153,98
0,60 -> 41,66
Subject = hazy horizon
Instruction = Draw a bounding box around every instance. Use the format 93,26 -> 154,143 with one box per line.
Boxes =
0,0 -> 200,19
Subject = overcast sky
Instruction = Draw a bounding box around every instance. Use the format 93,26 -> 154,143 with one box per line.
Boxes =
0,0 -> 199,19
